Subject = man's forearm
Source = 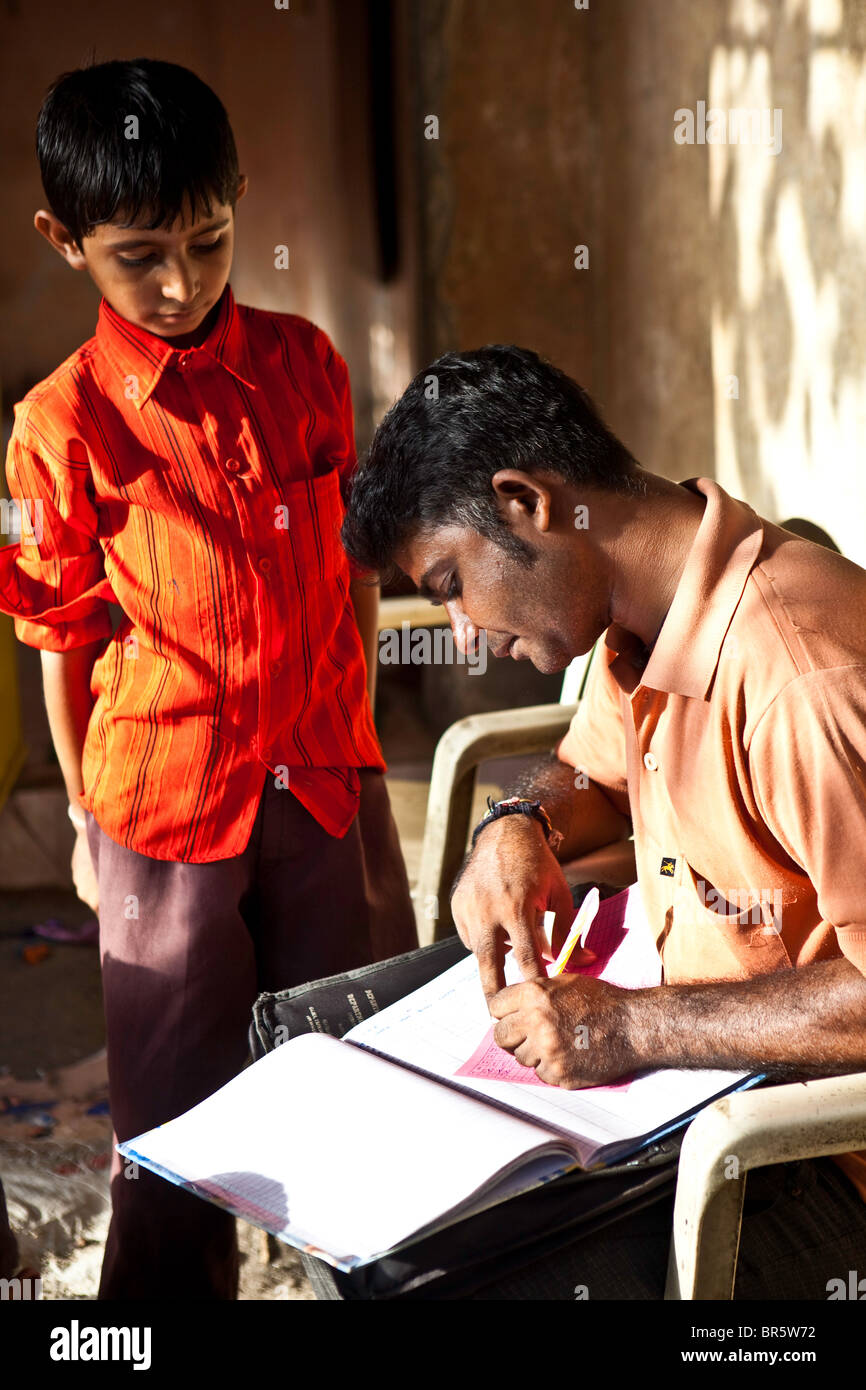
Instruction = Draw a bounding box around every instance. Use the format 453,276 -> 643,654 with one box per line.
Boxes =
510,752 -> 632,861
626,958 -> 866,1078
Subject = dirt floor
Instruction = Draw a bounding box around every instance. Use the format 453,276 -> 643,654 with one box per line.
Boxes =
0,887 -> 317,1299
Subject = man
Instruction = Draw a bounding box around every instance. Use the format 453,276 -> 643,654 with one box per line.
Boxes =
342,344 -> 866,1299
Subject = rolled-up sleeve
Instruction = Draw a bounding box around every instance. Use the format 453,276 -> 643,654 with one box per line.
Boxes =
749,667 -> 866,978
557,639 -> 630,815
0,428 -> 114,651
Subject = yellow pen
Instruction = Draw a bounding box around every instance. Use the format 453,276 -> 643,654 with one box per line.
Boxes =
549,886 -> 600,976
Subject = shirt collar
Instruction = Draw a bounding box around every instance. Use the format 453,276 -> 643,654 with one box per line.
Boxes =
95,283 -> 257,408
605,476 -> 765,701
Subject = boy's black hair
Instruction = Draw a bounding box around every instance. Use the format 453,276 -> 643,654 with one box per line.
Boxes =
36,58 -> 240,247
342,344 -> 646,578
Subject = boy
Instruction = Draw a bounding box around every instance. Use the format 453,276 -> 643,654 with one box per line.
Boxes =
0,57 -> 416,1299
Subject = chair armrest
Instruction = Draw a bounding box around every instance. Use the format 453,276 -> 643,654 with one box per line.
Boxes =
666,1071 -> 866,1300
377,594 -> 450,631
415,704 -> 573,942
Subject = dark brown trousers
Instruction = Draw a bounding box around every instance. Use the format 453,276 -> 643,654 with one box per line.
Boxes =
86,769 -> 416,1300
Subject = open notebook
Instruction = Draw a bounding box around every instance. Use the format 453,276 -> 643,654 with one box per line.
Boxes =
118,886 -> 761,1270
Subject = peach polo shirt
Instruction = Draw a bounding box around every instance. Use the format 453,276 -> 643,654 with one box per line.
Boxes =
558,476 -> 866,1199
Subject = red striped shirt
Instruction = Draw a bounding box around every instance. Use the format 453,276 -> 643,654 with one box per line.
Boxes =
0,283 -> 384,860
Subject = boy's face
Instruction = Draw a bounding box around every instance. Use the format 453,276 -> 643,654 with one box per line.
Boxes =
35,177 -> 247,344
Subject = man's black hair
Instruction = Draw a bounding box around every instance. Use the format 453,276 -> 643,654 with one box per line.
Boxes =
36,58 -> 240,247
342,344 -> 646,577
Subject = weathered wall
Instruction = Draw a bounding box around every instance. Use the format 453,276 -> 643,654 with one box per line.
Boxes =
707,0 -> 866,564
0,0 -> 413,451
410,0 -> 717,479
411,0 -> 866,567
3,0 -> 865,548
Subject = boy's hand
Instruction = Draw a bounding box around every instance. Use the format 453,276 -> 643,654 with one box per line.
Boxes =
71,830 -> 99,914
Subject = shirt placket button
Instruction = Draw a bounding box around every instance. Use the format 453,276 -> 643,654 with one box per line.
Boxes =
643,751 -> 658,771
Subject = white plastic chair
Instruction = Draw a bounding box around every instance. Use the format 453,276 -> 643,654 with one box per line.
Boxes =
666,1073 -> 866,1298
414,642 -> 603,943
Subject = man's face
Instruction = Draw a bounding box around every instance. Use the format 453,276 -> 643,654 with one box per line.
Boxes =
45,181 -> 246,342
396,513 -> 609,677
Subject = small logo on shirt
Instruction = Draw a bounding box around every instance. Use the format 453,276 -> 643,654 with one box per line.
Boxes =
660,857 -> 677,877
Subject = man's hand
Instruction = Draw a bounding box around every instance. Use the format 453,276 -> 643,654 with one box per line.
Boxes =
491,958 -> 866,1086
71,829 -> 99,914
489,973 -> 637,1088
451,816 -> 575,1005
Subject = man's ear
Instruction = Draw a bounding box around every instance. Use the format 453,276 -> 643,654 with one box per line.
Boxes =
235,174 -> 249,205
491,469 -> 552,534
33,210 -> 87,269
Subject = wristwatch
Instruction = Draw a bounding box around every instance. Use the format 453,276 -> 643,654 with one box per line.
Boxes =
470,796 -> 562,851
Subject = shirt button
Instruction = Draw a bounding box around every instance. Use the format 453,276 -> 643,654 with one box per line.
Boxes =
643,752 -> 658,771
250,736 -> 258,753
259,557 -> 272,573
261,745 -> 273,762
179,353 -> 193,369
225,457 -> 241,474
269,659 -> 282,675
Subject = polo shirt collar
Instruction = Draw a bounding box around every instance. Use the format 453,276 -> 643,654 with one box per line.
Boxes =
95,282 -> 257,408
605,476 -> 765,701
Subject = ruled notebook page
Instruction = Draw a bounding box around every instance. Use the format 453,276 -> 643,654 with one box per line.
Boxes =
347,887 -> 750,1166
119,1031 -> 571,1267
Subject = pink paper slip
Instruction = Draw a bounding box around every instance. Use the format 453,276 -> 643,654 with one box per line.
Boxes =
567,886 -> 660,990
454,885 -> 659,1089
454,1028 -> 635,1090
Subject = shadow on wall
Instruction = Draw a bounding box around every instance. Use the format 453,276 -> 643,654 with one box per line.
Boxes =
708,0 -> 866,560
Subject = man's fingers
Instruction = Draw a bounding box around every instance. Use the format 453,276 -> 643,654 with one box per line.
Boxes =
534,910 -> 558,965
488,982 -> 528,1018
453,915 -> 472,951
492,1015 -> 526,1051
512,1042 -> 542,1071
476,927 -> 507,1004
507,917 -> 546,984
